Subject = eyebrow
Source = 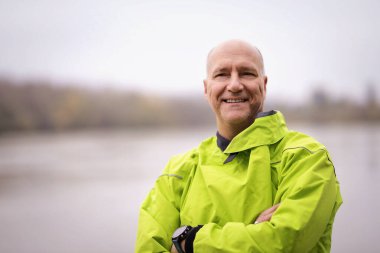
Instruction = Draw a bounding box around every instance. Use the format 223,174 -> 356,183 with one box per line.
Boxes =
212,67 -> 230,73
238,66 -> 258,73
212,65 -> 258,74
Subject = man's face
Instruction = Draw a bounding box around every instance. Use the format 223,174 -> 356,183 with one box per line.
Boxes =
204,42 -> 267,132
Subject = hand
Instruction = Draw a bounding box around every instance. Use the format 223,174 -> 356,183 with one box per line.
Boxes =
254,203 -> 280,224
171,239 -> 186,253
170,244 -> 178,253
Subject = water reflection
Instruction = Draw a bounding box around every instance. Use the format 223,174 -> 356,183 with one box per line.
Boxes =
0,124 -> 379,252
367,124 -> 378,171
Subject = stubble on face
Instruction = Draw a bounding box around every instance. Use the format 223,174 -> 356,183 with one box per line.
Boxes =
204,40 -> 267,139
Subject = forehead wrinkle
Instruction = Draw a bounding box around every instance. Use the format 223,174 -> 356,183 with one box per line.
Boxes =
209,58 -> 260,75
206,41 -> 265,76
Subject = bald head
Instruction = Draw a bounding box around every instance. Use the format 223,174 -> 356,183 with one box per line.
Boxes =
206,40 -> 265,76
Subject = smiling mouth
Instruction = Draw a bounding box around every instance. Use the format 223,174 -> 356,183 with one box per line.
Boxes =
223,99 -> 248,103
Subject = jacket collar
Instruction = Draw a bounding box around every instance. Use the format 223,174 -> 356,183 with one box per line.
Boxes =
220,110 -> 288,154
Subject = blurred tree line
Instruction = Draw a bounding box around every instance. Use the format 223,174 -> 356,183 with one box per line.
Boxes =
0,78 -> 214,133
1,78 -> 379,133
280,84 -> 380,124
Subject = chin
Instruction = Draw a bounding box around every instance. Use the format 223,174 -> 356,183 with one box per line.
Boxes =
221,113 -> 253,126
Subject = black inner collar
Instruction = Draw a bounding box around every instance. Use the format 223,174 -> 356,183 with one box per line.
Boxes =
216,132 -> 230,152
216,110 -> 276,152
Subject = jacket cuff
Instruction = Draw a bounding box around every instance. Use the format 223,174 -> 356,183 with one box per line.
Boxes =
185,225 -> 203,253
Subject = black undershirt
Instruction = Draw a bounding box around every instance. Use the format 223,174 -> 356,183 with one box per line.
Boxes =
216,110 -> 276,164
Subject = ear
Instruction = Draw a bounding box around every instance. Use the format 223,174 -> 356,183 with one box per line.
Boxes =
203,79 -> 208,96
260,76 -> 268,101
263,76 -> 268,93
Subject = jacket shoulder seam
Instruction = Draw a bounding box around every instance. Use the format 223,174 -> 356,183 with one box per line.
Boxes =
271,146 -> 327,164
159,173 -> 183,180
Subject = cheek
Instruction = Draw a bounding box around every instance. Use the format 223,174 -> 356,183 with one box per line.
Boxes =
253,82 -> 266,97
205,85 -> 218,110
259,83 -> 266,96
247,84 -> 266,106
208,83 -> 224,101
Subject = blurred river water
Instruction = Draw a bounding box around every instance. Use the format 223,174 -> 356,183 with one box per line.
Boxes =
0,123 -> 379,253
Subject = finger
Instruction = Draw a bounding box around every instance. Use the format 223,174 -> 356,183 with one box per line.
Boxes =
255,203 -> 281,224
260,203 -> 280,216
255,213 -> 272,223
171,244 -> 178,253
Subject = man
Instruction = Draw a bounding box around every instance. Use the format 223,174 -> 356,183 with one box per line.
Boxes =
135,40 -> 342,253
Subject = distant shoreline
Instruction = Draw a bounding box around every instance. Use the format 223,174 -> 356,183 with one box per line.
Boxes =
1,79 -> 379,133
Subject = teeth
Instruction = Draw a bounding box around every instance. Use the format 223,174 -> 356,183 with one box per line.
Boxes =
225,99 -> 245,103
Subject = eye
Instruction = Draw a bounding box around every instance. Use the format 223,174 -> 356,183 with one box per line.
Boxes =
241,71 -> 257,78
214,72 -> 229,79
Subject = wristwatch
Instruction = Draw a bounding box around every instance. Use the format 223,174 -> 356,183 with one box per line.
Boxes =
172,225 -> 192,253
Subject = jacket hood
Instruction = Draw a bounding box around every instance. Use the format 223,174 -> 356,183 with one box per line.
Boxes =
224,110 -> 288,154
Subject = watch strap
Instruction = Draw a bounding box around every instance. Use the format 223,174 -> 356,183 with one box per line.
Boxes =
184,225 -> 203,253
172,226 -> 192,253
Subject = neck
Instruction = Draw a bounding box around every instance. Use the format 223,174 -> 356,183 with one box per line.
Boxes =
217,120 -> 254,140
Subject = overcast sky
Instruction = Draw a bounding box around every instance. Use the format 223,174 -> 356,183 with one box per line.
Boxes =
0,0 -> 379,103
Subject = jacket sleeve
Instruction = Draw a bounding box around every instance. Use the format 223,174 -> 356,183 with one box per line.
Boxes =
135,154 -> 194,253
193,148 -> 342,253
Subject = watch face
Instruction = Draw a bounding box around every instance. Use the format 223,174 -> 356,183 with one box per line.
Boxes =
172,226 -> 188,238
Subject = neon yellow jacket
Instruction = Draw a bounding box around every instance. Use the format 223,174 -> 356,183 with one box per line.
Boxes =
135,111 -> 342,252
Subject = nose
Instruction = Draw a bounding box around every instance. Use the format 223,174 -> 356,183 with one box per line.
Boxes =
227,74 -> 243,92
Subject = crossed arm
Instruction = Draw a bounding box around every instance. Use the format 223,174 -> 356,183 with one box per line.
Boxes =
170,204 -> 281,253
136,150 -> 342,252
